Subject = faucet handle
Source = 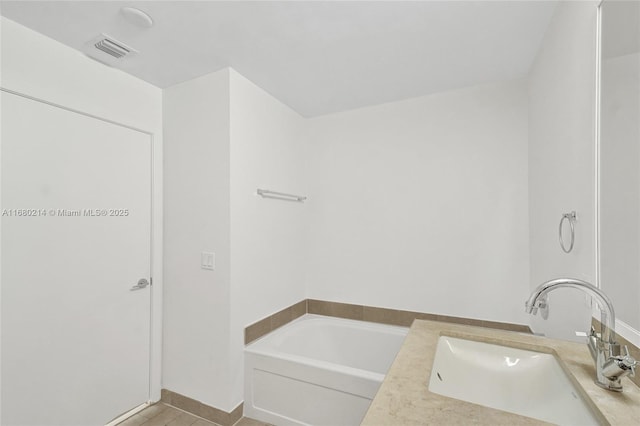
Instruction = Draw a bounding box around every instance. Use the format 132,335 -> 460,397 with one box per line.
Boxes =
602,348 -> 637,381
623,345 -> 637,377
535,295 -> 549,320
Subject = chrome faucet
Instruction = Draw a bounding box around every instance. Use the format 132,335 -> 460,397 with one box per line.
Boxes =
525,278 -> 637,392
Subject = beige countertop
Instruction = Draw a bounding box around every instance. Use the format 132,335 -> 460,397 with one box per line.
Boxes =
361,320 -> 640,426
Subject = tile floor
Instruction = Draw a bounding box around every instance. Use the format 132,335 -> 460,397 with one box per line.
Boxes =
117,403 -> 269,426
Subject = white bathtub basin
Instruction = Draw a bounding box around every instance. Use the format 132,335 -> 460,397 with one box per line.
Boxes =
428,336 -> 600,425
245,315 -> 408,426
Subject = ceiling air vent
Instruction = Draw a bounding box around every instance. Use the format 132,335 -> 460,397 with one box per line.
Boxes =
94,38 -> 130,59
84,34 -> 138,66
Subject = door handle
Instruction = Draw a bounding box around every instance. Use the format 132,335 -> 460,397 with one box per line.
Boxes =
130,278 -> 149,291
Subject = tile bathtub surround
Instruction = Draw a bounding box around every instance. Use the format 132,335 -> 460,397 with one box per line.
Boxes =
244,300 -> 307,344
307,299 -> 364,320
362,320 -> 640,425
309,299 -> 532,333
160,390 -> 243,426
244,299 -> 531,344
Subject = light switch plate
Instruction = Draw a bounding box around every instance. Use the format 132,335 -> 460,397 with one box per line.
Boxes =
201,252 -> 215,270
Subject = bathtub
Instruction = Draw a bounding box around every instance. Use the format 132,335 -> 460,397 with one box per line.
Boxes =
244,314 -> 408,426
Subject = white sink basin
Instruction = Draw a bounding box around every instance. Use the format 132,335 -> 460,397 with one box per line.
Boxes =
428,336 -> 600,425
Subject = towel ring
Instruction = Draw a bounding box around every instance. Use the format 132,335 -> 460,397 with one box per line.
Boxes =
559,211 -> 576,253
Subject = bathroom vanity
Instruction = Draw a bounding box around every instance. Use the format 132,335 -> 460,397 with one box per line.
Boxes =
362,320 -> 640,425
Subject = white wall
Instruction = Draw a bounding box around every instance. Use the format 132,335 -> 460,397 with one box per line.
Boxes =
164,70 -> 532,412
0,16 -> 164,401
163,69 -> 233,410
600,51 -> 640,332
527,1 -> 598,341
163,68 -> 307,411
305,80 -> 530,326
228,69 -> 308,407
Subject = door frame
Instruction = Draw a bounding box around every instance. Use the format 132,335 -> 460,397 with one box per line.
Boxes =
0,87 -> 163,408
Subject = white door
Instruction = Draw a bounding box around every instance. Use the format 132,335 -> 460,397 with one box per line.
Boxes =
1,91 -> 152,425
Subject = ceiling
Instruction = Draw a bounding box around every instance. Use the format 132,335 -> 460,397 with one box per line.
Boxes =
0,1 -> 557,117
